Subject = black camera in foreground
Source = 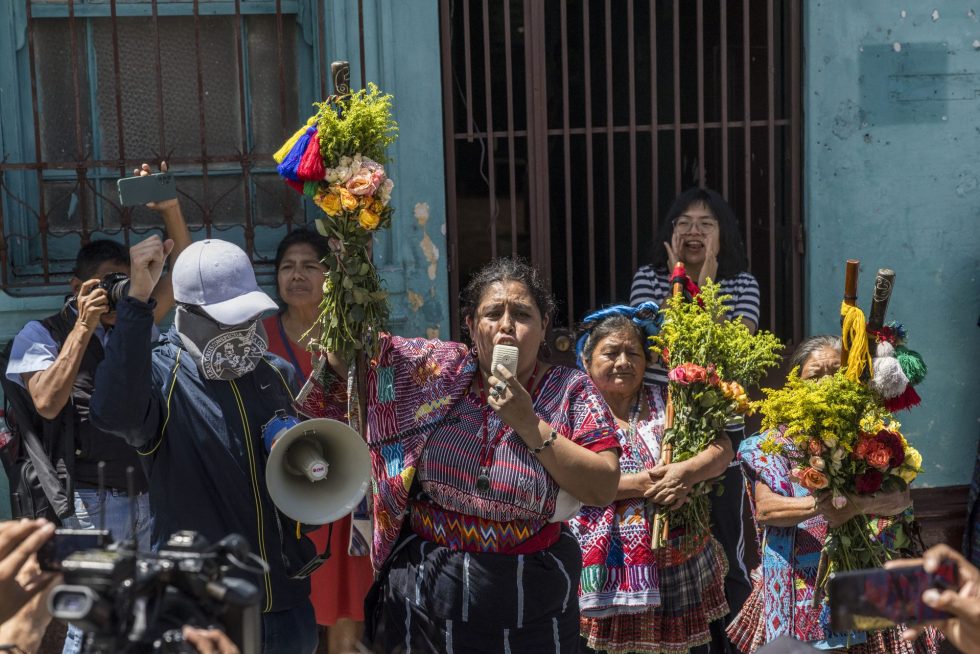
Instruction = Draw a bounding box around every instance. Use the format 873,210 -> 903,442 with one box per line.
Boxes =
96,271 -> 131,310
47,530 -> 262,654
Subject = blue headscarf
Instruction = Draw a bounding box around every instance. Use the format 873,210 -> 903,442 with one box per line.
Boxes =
575,301 -> 663,370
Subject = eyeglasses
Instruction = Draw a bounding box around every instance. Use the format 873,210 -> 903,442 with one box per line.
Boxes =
672,218 -> 718,233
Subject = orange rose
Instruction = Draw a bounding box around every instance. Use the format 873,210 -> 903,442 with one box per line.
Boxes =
867,446 -> 892,471
340,188 -> 359,211
798,467 -> 830,491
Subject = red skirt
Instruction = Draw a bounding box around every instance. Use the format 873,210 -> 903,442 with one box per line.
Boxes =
308,515 -> 375,626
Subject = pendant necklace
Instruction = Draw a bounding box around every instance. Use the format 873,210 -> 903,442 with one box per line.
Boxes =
474,362 -> 540,493
626,391 -> 644,452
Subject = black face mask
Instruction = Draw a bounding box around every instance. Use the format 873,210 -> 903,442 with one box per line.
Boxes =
175,306 -> 268,381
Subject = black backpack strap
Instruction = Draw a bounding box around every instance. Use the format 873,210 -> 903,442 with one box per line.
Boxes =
0,341 -> 73,521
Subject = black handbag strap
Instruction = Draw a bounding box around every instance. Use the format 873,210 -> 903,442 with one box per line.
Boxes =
3,377 -> 74,520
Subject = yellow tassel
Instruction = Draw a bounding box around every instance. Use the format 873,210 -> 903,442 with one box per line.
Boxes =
295,521 -> 302,539
274,116 -> 317,164
840,301 -> 873,382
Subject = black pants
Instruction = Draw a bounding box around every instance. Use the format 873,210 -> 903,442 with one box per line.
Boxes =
708,465 -> 753,652
367,528 -> 583,653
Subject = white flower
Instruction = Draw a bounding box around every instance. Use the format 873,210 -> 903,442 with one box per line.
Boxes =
831,494 -> 848,509
809,455 -> 826,471
830,448 -> 846,463
378,178 -> 395,205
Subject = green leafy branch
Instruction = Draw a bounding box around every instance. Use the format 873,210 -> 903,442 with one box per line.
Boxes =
316,83 -> 399,166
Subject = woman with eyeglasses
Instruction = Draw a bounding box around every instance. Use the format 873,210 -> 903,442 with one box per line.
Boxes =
630,187 -> 761,642
630,187 -> 760,335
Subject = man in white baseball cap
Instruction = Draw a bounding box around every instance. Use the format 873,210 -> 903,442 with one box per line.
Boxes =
170,239 -> 279,381
89,236 -> 318,653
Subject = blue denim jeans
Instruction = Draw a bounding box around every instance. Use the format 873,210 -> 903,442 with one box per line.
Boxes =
61,487 -> 152,654
262,601 -> 317,654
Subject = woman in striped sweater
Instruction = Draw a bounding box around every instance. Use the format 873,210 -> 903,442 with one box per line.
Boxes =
630,187 -> 760,336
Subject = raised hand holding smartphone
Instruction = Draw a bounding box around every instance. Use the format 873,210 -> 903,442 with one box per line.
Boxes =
828,561 -> 957,632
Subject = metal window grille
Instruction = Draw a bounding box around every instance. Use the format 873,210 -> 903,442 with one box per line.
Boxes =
440,0 -> 804,354
0,0 -> 367,291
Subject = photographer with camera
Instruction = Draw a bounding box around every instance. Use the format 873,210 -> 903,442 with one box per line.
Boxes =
2,164 -> 190,654
87,237 -> 317,654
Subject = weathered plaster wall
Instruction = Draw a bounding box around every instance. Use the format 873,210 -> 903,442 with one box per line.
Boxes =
328,0 -> 451,340
805,1 -> 980,487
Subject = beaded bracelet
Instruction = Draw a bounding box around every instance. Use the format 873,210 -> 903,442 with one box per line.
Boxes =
531,430 -> 559,455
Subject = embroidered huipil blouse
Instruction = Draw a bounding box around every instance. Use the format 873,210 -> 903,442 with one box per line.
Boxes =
358,335 -> 619,569
571,383 -> 667,616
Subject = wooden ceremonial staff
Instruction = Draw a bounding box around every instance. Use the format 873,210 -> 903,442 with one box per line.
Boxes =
327,59 -> 369,435
812,259 -> 860,606
867,268 -> 896,332
651,261 -> 688,550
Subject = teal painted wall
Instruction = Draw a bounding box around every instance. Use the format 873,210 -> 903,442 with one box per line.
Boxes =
805,1 -> 980,487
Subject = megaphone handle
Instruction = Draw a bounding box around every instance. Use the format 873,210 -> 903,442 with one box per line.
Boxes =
289,522 -> 334,580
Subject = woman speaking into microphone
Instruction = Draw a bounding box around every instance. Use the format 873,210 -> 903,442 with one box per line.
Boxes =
311,257 -> 621,653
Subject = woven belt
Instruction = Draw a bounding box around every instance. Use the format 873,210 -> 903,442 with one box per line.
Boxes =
409,499 -> 559,554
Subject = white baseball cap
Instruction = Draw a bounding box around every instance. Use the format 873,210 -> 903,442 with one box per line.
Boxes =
172,239 -> 278,325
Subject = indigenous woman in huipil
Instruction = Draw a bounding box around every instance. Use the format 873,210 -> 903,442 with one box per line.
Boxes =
309,257 -> 622,653
727,335 -> 941,653
571,305 -> 732,654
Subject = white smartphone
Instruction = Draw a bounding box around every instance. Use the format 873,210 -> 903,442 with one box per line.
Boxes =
491,344 -> 519,378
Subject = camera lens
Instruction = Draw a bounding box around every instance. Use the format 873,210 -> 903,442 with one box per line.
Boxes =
99,272 -> 131,310
109,278 -> 130,305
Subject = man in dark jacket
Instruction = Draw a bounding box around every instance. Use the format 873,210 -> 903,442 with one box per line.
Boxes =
90,236 -> 317,654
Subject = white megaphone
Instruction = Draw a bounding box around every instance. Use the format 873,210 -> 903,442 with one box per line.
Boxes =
262,411 -> 370,525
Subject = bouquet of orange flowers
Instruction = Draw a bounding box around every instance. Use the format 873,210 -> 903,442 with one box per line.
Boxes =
757,371 -> 923,583
275,82 -> 398,365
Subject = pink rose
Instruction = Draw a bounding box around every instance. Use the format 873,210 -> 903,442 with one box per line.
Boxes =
668,363 -> 708,386
345,158 -> 385,196
346,169 -> 380,196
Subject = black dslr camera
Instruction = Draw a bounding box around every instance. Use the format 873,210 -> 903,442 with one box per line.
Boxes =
96,271 -> 131,310
47,530 -> 262,654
